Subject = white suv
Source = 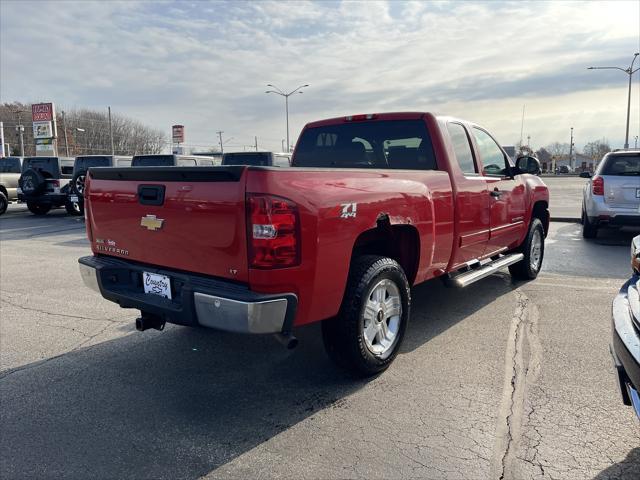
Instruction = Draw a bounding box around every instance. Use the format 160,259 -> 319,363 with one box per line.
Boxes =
582,150 -> 640,238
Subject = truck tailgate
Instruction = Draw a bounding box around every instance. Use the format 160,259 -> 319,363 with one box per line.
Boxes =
86,167 -> 249,282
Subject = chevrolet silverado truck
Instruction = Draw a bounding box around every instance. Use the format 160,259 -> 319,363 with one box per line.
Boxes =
78,112 -> 549,376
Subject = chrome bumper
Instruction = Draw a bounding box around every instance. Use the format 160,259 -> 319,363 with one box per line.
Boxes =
611,279 -> 640,418
78,259 -> 294,335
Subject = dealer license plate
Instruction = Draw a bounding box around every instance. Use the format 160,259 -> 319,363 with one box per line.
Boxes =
143,272 -> 172,299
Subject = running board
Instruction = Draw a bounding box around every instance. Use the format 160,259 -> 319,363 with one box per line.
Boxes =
446,253 -> 524,288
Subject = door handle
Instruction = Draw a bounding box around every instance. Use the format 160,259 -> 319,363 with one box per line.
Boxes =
490,189 -> 502,198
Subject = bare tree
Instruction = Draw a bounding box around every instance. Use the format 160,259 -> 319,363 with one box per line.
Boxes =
0,102 -> 167,156
583,139 -> 611,162
545,142 -> 570,158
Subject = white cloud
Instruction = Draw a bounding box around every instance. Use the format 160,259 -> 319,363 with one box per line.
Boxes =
1,0 -> 639,152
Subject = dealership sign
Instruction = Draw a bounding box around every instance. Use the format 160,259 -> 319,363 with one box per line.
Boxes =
33,121 -> 53,139
32,103 -> 55,122
172,125 -> 184,143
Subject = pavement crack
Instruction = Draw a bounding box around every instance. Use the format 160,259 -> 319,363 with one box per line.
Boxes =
0,297 -> 121,324
492,288 -> 543,479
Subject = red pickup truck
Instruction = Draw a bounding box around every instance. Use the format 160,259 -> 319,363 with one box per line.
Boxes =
78,112 -> 549,376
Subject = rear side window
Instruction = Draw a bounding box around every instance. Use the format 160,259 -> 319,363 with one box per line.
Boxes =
600,154 -> 640,176
132,155 -> 174,166
447,123 -> 477,174
293,119 -> 437,170
222,153 -> 271,166
177,158 -> 196,166
74,156 -> 111,172
22,157 -> 61,177
0,158 -> 21,173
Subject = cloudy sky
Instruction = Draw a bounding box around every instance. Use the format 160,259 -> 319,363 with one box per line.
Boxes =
1,0 -> 639,153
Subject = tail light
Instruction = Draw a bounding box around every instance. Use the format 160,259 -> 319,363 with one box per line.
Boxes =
592,176 -> 604,195
247,194 -> 300,268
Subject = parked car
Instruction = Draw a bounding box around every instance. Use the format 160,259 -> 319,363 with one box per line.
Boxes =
0,156 -> 23,215
78,112 -> 549,376
581,149 -> 640,238
17,156 -> 80,215
131,154 -> 218,166
222,151 -> 291,167
70,155 -> 132,214
611,235 -> 640,420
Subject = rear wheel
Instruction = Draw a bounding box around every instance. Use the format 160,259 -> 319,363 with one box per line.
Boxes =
509,218 -> 545,280
0,191 -> 7,216
27,202 -> 51,215
71,171 -> 86,195
582,208 -> 598,238
322,255 -> 410,377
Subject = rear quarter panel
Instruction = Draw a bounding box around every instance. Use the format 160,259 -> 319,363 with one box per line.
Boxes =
246,168 -> 453,326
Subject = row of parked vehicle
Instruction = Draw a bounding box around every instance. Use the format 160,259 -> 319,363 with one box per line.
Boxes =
0,151 -> 292,216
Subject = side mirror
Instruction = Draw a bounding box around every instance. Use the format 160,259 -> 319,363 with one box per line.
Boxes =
579,171 -> 592,178
515,156 -> 541,175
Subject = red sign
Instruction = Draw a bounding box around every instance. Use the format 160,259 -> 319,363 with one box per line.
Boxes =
172,125 -> 184,143
32,103 -> 54,122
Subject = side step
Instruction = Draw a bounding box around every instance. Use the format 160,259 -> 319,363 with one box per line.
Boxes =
446,253 -> 524,288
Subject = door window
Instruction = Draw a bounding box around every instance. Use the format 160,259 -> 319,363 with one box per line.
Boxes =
473,128 -> 509,176
447,123 -> 477,175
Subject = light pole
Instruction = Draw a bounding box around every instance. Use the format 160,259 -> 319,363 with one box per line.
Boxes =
588,52 -> 640,149
265,84 -> 309,153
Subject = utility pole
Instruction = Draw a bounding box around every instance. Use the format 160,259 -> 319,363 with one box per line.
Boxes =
0,121 -> 4,158
217,130 -> 224,154
108,106 -> 114,156
62,111 -> 70,156
569,127 -> 574,171
254,136 -> 258,151
16,112 -> 25,157
519,104 -> 525,151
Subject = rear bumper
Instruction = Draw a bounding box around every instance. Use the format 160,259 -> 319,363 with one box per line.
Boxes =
78,255 -> 297,334
584,195 -> 640,226
611,277 -> 640,419
18,193 -> 68,205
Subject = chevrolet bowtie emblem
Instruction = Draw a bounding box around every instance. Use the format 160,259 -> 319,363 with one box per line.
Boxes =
140,214 -> 164,231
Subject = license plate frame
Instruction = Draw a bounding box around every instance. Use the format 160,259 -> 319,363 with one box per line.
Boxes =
143,272 -> 172,299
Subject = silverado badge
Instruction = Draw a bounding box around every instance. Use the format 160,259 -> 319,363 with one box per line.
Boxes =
140,214 -> 164,231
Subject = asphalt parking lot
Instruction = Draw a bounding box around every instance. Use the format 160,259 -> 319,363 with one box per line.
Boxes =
1,188 -> 639,479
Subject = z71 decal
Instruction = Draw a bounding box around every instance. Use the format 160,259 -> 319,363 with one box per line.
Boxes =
340,203 -> 357,219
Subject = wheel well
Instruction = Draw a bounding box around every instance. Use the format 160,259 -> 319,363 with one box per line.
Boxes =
0,185 -> 7,197
532,200 -> 549,235
351,218 -> 420,285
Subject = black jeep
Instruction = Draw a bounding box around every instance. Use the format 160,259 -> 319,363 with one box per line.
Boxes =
18,156 -> 79,215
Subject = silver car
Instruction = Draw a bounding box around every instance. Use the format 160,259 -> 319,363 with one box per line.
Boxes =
0,156 -> 23,215
582,150 -> 640,238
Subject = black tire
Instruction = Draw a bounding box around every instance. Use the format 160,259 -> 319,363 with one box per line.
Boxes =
0,191 -> 8,216
19,169 -> 46,196
71,171 -> 86,196
322,255 -> 410,377
582,208 -> 597,238
27,202 -> 51,215
65,199 -> 83,216
509,218 -> 545,280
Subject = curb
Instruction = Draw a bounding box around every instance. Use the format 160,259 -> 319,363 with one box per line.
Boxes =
552,217 -> 580,223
